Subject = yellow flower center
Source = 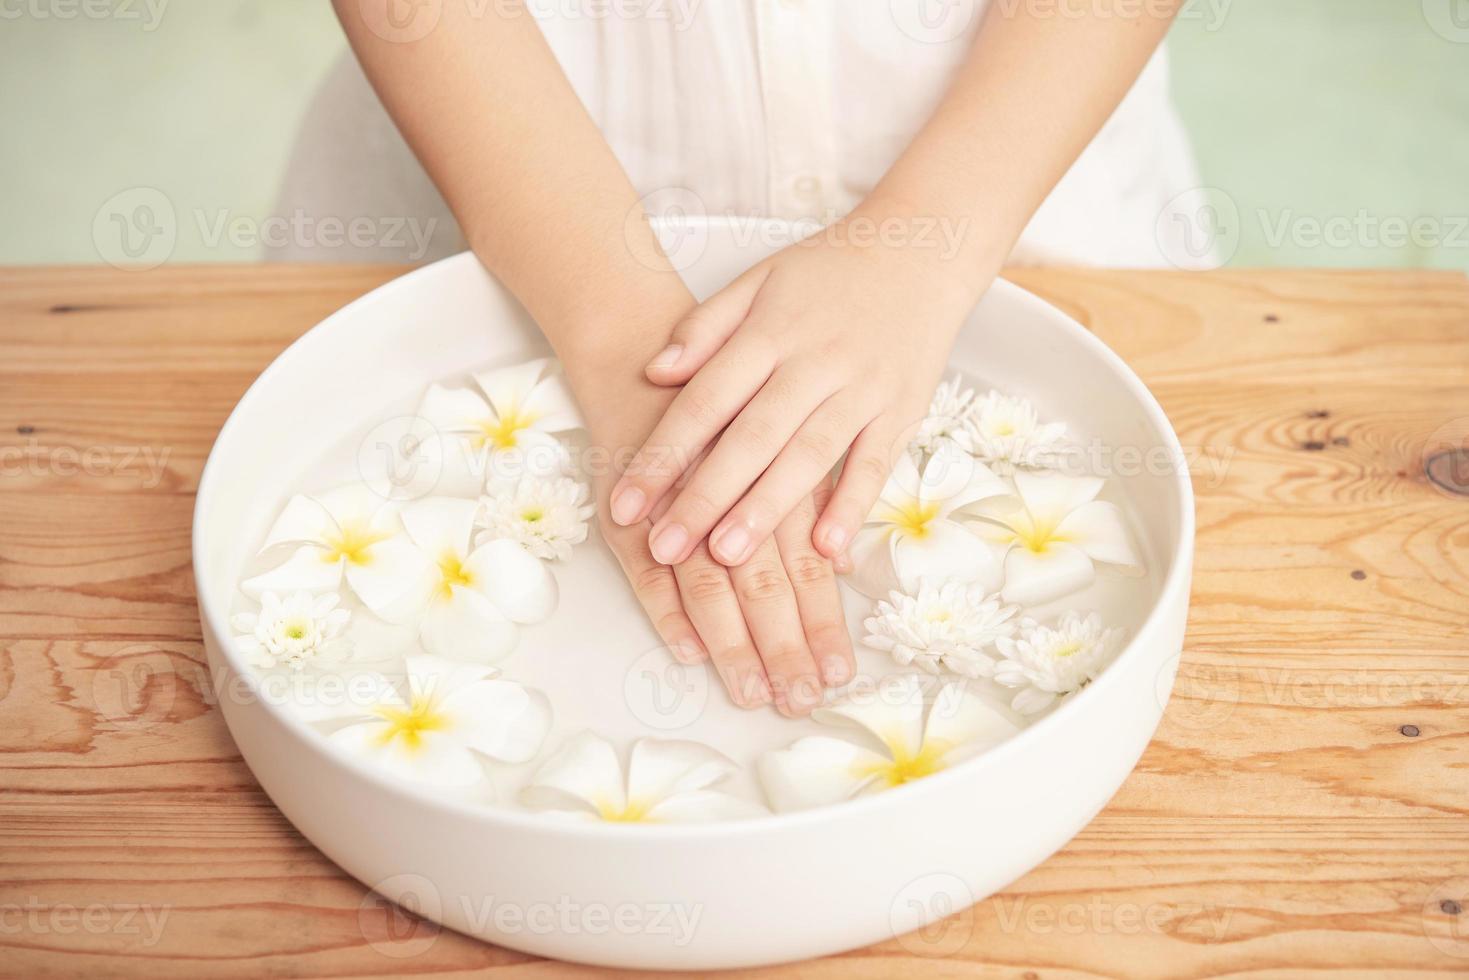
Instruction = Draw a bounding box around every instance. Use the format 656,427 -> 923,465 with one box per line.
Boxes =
373,694 -> 450,752
595,798 -> 654,823
320,521 -> 391,566
1053,640 -> 1084,658
521,507 -> 544,523
991,421 -> 1016,437
284,620 -> 308,640
436,552 -> 474,601
476,403 -> 540,450
890,498 -> 941,539
1008,512 -> 1066,555
855,738 -> 948,788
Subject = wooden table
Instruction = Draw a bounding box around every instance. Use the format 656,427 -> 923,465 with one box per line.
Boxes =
3,265 -> 1467,978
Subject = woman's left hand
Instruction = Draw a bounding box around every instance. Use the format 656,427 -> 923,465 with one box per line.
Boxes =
608,221 -> 990,568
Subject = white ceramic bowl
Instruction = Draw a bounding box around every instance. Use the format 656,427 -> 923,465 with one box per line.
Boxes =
193,220 -> 1194,969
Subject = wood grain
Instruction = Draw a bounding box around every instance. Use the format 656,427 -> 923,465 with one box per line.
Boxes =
2,264 -> 1468,979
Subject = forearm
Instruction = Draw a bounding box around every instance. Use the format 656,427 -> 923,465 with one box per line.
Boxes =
332,0 -> 693,363
862,0 -> 1182,294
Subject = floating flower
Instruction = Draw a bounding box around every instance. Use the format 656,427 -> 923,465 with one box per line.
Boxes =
476,475 -> 594,561
846,446 -> 1009,599
967,390 -> 1067,474
862,581 -> 1019,678
914,374 -> 979,457
520,732 -> 765,823
417,359 -> 582,495
757,674 -> 1019,812
242,483 -> 431,621
993,612 -> 1124,714
394,496 -> 558,662
231,590 -> 351,670
327,656 -> 552,788
964,470 -> 1142,606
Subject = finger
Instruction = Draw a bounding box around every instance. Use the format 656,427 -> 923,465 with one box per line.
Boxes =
708,394 -> 870,567
673,543 -> 773,708
645,264 -> 771,385
609,334 -> 778,529
603,520 -> 707,664
729,537 -> 823,717
813,420 -> 900,561
773,483 -> 855,689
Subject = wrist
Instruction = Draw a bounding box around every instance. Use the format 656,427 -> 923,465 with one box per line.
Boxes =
849,190 -> 1011,307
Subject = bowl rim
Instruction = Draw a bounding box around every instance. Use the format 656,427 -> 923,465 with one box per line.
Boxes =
193,233 -> 1195,842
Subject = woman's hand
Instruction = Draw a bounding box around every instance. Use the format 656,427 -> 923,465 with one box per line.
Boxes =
564,348 -> 855,717
607,222 -> 991,569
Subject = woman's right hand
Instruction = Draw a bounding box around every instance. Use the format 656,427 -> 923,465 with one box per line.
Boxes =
568,358 -> 855,717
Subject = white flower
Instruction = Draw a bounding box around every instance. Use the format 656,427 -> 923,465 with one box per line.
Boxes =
846,446 -> 1009,599
965,470 -> 1143,606
863,581 -> 1019,678
967,390 -> 1067,474
394,496 -> 559,662
327,655 -> 552,788
520,732 -> 765,823
914,374 -> 979,457
476,475 -> 594,561
757,674 -> 1019,812
242,483 -> 430,622
231,590 -> 351,670
994,612 -> 1124,715
417,359 -> 583,496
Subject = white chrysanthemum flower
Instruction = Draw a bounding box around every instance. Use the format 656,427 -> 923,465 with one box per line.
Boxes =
863,581 -> 1020,678
914,374 -> 978,457
327,656 -> 552,788
967,390 -> 1067,474
476,476 -> 594,561
993,611 -> 1124,715
520,732 -> 766,823
757,674 -> 1020,812
231,590 -> 351,671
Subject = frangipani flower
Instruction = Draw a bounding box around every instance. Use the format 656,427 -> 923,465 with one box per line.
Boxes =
914,375 -> 979,457
967,390 -> 1067,474
242,483 -> 429,621
476,475 -> 594,561
862,581 -> 1019,678
417,359 -> 583,495
757,674 -> 1020,812
396,496 -> 558,662
231,590 -> 351,671
846,447 -> 1009,599
520,732 -> 765,823
994,612 -> 1123,715
327,656 -> 551,788
965,471 -> 1142,606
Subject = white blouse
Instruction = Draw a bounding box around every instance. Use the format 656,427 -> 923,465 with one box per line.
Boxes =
276,1 -> 1207,267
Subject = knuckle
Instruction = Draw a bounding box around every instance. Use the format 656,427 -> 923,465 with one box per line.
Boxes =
785,552 -> 832,589
794,426 -> 837,467
673,484 -> 724,522
633,563 -> 676,600
733,413 -> 778,456
736,563 -> 790,603
853,450 -> 893,488
805,621 -> 850,657
682,566 -> 733,604
679,386 -> 721,430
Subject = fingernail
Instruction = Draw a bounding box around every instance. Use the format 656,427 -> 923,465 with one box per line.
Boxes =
820,655 -> 852,687
647,344 -> 684,370
712,521 -> 753,564
649,522 -> 689,564
818,522 -> 847,554
610,485 -> 645,525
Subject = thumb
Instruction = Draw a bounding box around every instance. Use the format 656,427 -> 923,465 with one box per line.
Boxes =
645,264 -> 770,385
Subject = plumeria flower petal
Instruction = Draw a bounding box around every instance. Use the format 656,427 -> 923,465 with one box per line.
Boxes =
476,475 -> 594,561
231,590 -> 351,671
847,447 -> 1008,598
963,471 -> 1142,606
520,732 -> 764,823
862,580 -> 1019,678
993,612 -> 1124,715
757,674 -> 1019,812
399,497 -> 558,662
326,655 -> 552,788
243,484 -> 434,620
966,390 -> 1068,474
